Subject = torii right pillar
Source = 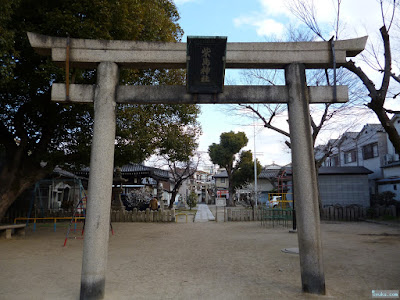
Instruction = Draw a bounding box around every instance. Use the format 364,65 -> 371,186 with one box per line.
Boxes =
286,63 -> 325,294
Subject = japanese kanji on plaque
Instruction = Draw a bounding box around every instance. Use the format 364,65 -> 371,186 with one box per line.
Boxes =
186,36 -> 227,94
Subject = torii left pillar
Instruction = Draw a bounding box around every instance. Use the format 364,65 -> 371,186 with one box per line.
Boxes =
80,62 -> 118,299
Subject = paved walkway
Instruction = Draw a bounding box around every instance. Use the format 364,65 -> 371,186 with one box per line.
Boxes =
194,204 -> 215,222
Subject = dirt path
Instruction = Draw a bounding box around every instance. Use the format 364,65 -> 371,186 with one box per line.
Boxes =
0,221 -> 399,299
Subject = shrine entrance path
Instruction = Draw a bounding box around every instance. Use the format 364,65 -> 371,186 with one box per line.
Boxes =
194,203 -> 215,222
0,221 -> 399,299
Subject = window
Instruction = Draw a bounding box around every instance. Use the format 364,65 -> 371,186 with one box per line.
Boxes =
221,178 -> 225,183
344,150 -> 357,164
329,155 -> 339,166
362,143 -> 378,160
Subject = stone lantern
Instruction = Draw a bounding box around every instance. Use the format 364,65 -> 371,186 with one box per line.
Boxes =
111,167 -> 128,211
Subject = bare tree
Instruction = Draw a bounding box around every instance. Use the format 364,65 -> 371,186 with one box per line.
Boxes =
160,153 -> 201,209
237,50 -> 366,167
289,0 -> 400,153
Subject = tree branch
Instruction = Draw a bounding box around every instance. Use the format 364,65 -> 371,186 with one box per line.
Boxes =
312,104 -> 331,144
379,25 -> 392,99
384,108 -> 400,114
240,104 -> 290,138
343,60 -> 378,99
391,72 -> 400,84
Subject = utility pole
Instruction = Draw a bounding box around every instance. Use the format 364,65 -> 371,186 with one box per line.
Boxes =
253,112 -> 258,208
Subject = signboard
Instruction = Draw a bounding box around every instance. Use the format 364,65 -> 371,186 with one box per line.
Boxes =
216,198 -> 226,207
217,190 -> 229,199
187,36 -> 227,94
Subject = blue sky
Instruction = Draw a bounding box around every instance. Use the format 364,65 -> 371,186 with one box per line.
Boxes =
172,0 -> 399,168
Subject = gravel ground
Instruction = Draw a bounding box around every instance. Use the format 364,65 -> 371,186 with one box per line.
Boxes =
0,220 -> 399,299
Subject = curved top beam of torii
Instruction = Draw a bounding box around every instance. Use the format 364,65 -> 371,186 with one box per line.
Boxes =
27,32 -> 367,104
28,32 -> 367,69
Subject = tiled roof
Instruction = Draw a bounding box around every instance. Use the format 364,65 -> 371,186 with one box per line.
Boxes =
381,161 -> 400,168
342,132 -> 359,139
77,163 -> 169,180
377,177 -> 400,183
213,171 -> 228,178
318,166 -> 372,175
361,124 -> 384,133
53,166 -> 78,178
258,169 -> 280,179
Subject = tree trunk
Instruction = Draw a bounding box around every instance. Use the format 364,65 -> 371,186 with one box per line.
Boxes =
169,189 -> 178,209
369,101 -> 400,154
0,160 -> 50,221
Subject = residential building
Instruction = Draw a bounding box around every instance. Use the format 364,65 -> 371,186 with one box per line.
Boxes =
378,114 -> 400,199
177,170 -> 214,204
317,115 -> 400,199
213,170 -> 229,199
283,166 -> 372,207
213,163 -> 373,207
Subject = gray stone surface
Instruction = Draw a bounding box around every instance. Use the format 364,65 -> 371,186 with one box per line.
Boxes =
194,204 -> 215,222
28,32 -> 367,69
281,247 -> 299,254
80,62 -> 119,299
52,83 -> 348,104
286,63 -> 325,295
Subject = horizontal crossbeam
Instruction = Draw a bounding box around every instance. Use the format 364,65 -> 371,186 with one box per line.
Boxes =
51,84 -> 348,104
28,32 -> 367,69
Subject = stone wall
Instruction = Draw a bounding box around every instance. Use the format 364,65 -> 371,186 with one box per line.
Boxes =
110,209 -> 175,222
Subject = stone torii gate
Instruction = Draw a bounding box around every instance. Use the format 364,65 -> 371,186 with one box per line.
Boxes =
28,32 -> 366,299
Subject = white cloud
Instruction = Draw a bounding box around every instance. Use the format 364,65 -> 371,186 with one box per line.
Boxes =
254,19 -> 286,38
234,13 -> 287,38
234,0 -> 387,40
233,0 -> 290,38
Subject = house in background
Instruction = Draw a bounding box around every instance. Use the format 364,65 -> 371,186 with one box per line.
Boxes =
2,167 -> 86,223
77,163 -> 172,207
281,166 -> 372,208
213,170 -> 229,199
317,167 -> 372,207
214,163 -> 372,208
317,114 -> 400,200
177,170 -> 214,204
378,114 -> 400,199
215,163 -> 292,205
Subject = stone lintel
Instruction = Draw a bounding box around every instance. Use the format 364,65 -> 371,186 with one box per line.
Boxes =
28,32 -> 367,69
52,83 -> 348,104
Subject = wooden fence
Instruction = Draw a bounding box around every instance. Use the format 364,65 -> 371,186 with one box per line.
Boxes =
2,208 -> 176,224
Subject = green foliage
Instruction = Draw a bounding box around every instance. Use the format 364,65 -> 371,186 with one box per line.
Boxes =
0,0 -> 201,218
232,150 -> 262,190
187,191 -> 197,210
208,131 -> 260,205
0,0 -> 199,171
371,191 -> 397,206
208,131 -> 248,169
